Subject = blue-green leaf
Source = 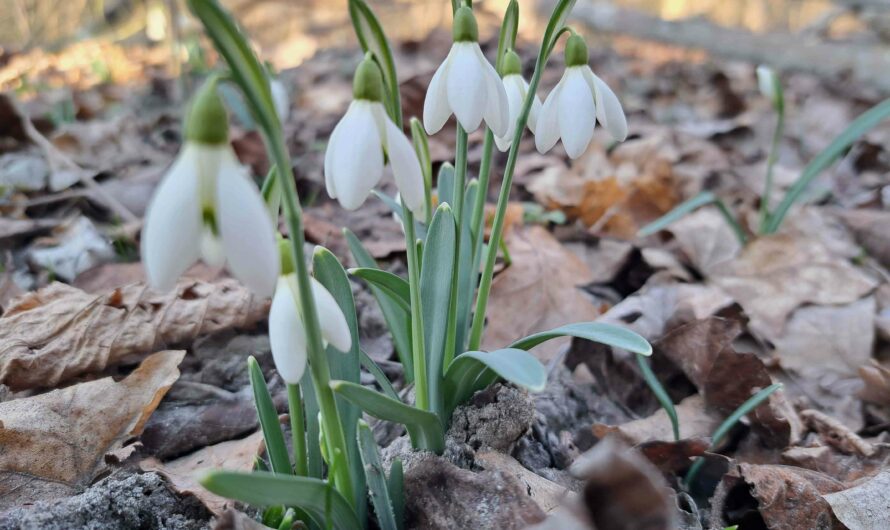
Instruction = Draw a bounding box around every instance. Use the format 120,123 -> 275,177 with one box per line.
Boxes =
199,471 -> 360,530
509,322 -> 652,356
637,192 -> 717,237
247,356 -> 291,475
357,420 -> 399,530
388,460 -> 405,530
360,348 -> 400,401
443,348 -> 547,417
436,163 -> 455,208
636,354 -> 679,441
350,267 -> 410,312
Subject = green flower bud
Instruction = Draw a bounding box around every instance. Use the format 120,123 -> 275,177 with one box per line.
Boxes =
564,34 -> 589,68
452,6 -> 479,43
352,56 -> 384,102
278,237 -> 295,276
184,77 -> 229,145
500,50 -> 522,77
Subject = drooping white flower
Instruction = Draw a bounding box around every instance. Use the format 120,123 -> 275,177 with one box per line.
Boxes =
270,77 -> 289,124
756,65 -> 781,110
141,80 -> 279,297
269,273 -> 352,383
535,34 -> 628,159
324,57 -> 424,214
423,6 -> 509,137
494,50 -> 542,152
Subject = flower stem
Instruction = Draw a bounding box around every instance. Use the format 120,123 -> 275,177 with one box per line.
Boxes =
468,65 -> 545,351
402,203 -> 428,411
286,383 -> 308,476
442,126 -> 468,371
759,107 -> 785,232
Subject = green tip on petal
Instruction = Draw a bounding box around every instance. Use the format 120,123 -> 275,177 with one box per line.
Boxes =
452,6 -> 479,43
353,57 -> 384,102
185,76 -> 229,145
500,50 -> 522,77
278,238 -> 295,276
564,34 -> 589,67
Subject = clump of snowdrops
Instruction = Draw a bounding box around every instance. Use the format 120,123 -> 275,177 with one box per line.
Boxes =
140,0 -> 656,527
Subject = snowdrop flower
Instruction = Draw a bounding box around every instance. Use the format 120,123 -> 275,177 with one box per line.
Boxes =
325,56 -> 424,214
423,6 -> 509,137
269,268 -> 352,384
535,34 -> 628,159
141,79 -> 279,297
756,65 -> 781,110
270,77 -> 289,124
494,50 -> 542,152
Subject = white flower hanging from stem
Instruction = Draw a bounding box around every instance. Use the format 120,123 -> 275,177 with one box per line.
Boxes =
324,55 -> 424,214
494,49 -> 542,152
141,77 -> 279,296
535,33 -> 628,159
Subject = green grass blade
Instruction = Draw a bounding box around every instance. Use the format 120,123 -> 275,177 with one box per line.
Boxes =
637,191 -> 716,237
509,322 -> 652,356
200,471 -> 361,530
636,354 -> 679,441
357,420 -> 399,530
388,460 -> 405,530
764,98 -> 890,234
360,348 -> 400,401
247,356 -> 291,475
349,268 -> 411,312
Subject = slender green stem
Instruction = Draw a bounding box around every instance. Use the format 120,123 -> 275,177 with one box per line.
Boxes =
402,202 -> 428,411
287,383 -> 308,476
714,198 -> 747,246
442,126 -> 468,370
759,109 -> 784,232
469,64 -> 545,351
469,130 -> 495,260
268,133 -> 354,506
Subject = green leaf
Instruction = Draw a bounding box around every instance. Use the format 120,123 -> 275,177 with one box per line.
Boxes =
247,356 -> 291,475
637,191 -> 717,237
311,246 -> 366,515
444,348 -> 547,416
421,204 -> 456,418
509,322 -> 652,356
357,420 -> 399,530
346,229 -> 414,382
331,380 -> 445,453
348,0 -> 402,126
388,460 -> 405,530
636,354 -> 679,441
300,367 -> 323,479
452,182 -> 477,358
495,0 -> 519,73
349,267 -> 411,312
360,348 -> 400,401
764,98 -> 890,234
199,471 -> 361,530
540,0 -> 577,62
436,163 -> 455,208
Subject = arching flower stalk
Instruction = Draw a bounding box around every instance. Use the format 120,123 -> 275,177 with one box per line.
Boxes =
141,77 -> 279,296
535,34 -> 628,159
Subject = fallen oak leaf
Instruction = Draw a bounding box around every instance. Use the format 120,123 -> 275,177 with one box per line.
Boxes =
0,350 -> 184,510
822,469 -> 890,530
0,279 -> 269,391
593,395 -> 721,445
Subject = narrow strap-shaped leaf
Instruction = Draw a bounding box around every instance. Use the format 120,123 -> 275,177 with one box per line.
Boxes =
436,163 -> 455,210
248,356 -> 291,475
636,354 -> 679,441
349,268 -> 411,312
495,0 -> 519,73
509,322 -> 653,356
637,191 -> 717,237
360,348 -> 400,401
345,229 -> 414,382
388,460 -> 405,530
420,204 -> 456,418
331,380 -> 445,453
357,420 -> 399,530
452,182 -> 477,360
300,371 -> 323,479
444,349 -> 547,417
410,117 -> 433,224
200,471 -> 361,530
764,98 -> 890,234
348,0 -> 402,126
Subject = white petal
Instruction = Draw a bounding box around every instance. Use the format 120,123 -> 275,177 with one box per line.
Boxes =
270,78 -> 289,124
380,114 -> 425,214
535,73 -> 564,154
215,148 -> 280,297
141,145 -> 202,291
493,132 -> 511,152
494,75 -> 523,151
446,43 -> 486,132
584,68 -> 627,142
558,68 -> 596,159
324,111 -> 348,200
526,79 -> 543,134
330,102 -> 384,210
311,277 -> 352,352
199,231 -> 225,267
423,51 -> 452,135
269,276 -> 308,384
475,45 -> 509,137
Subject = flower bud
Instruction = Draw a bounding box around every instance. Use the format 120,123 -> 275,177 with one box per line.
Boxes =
452,6 -> 479,43
564,34 -> 589,68
184,77 -> 229,145
756,65 -> 781,109
500,49 -> 522,77
352,56 -> 385,102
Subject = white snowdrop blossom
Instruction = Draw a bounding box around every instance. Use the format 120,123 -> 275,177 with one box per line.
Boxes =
141,81 -> 279,297
325,57 -> 424,214
535,34 -> 628,159
494,50 -> 542,152
756,65 -> 781,109
423,6 -> 509,137
269,273 -> 352,383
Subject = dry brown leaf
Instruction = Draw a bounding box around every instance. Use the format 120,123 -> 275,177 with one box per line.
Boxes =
709,234 -> 877,340
736,464 -> 845,530
73,262 -> 226,294
0,279 -> 269,391
593,395 -> 721,445
667,208 -> 742,274
141,431 -> 264,515
475,450 -> 572,513
0,350 -> 184,509
859,360 -> 890,406
482,226 -> 600,362
822,470 -> 890,530
837,208 -> 890,268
